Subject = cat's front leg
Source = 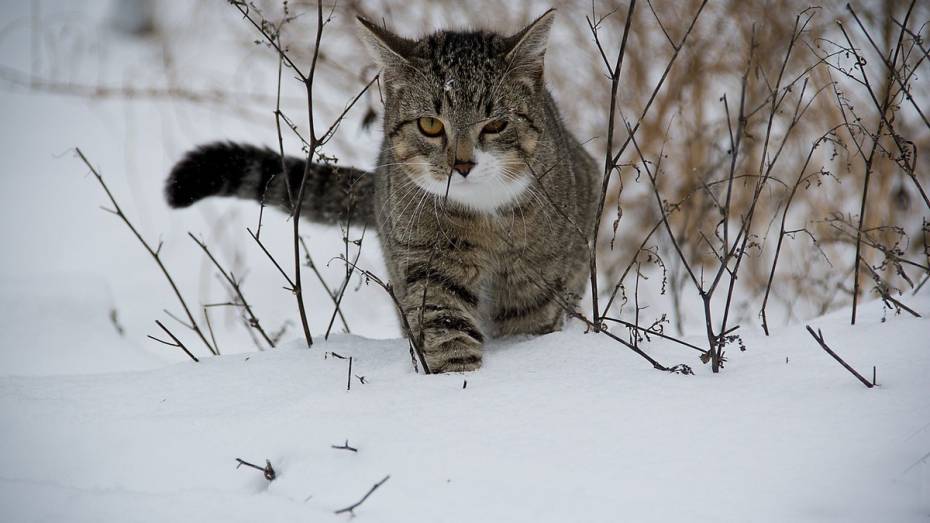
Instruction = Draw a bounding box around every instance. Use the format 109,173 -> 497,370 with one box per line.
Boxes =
400,255 -> 486,373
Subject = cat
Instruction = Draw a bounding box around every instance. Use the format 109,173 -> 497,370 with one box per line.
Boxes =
165,9 -> 599,373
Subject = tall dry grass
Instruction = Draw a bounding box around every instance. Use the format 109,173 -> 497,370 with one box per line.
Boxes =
266,0 -> 929,331
18,0 -> 922,335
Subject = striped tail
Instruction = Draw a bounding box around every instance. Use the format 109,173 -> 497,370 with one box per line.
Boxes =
165,142 -> 375,226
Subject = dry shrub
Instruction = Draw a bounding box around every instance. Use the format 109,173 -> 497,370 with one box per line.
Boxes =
239,0 -> 930,330
24,0 -> 921,335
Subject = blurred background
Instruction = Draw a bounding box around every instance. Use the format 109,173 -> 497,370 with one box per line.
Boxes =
0,0 -> 927,374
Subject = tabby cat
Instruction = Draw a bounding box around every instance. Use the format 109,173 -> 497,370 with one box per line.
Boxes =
165,9 -> 599,372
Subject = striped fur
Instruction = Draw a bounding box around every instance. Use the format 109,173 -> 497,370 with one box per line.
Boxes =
165,11 -> 599,373
166,142 -> 374,226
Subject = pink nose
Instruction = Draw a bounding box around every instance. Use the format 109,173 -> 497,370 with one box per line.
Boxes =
453,160 -> 475,177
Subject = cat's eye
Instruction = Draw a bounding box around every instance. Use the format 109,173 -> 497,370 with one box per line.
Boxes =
417,117 -> 445,137
481,119 -> 508,134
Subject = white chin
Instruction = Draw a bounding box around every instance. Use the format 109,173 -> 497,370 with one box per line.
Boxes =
411,152 -> 530,213
415,176 -> 530,213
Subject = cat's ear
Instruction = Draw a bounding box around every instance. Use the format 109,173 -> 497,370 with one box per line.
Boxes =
356,16 -> 415,70
503,9 -> 556,79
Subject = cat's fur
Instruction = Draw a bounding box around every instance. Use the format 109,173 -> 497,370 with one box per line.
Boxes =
166,10 -> 599,372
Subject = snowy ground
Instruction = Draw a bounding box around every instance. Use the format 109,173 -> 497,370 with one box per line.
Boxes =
1,1 -> 929,521
1,291 -> 928,522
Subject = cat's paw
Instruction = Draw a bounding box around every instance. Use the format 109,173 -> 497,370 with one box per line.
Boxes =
425,338 -> 482,373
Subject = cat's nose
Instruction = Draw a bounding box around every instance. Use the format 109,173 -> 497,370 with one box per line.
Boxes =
453,160 -> 475,177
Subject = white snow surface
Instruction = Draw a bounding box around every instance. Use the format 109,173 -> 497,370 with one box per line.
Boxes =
1,1 -> 929,521
1,296 -> 929,522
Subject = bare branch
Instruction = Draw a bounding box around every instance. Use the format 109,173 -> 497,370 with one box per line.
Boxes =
189,233 -> 276,348
151,320 -> 199,363
334,475 -> 390,515
75,148 -> 215,356
235,458 -> 276,481
805,326 -> 874,388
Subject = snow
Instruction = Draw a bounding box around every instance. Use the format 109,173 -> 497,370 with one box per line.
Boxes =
1,296 -> 928,522
1,1 -> 928,521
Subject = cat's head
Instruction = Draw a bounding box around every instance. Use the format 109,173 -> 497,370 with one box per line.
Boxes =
357,10 -> 556,212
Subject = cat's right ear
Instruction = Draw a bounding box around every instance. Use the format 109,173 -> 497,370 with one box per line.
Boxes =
356,17 -> 415,71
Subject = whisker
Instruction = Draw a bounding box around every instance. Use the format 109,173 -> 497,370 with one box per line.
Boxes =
372,161 -> 434,169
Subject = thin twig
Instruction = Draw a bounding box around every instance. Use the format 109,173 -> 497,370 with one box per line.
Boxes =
588,0 -> 638,326
845,2 -> 930,212
233,2 -> 379,349
836,23 -> 894,325
189,233 -> 276,348
347,356 -> 353,391
332,440 -> 358,452
149,320 -> 199,362
247,227 -> 295,288
334,475 -> 390,515
859,256 -> 922,317
325,227 -> 367,340
75,148 -> 215,356
600,317 -> 707,354
235,458 -> 276,481
805,325 -> 874,388
761,127 -> 845,335
299,236 -> 350,333
338,259 -> 431,374
203,306 -> 221,355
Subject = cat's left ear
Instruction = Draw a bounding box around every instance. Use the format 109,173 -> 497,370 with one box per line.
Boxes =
356,16 -> 415,70
503,9 -> 556,81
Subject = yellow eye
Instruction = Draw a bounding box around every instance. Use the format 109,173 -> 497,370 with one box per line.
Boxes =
481,119 -> 508,134
417,117 -> 445,137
